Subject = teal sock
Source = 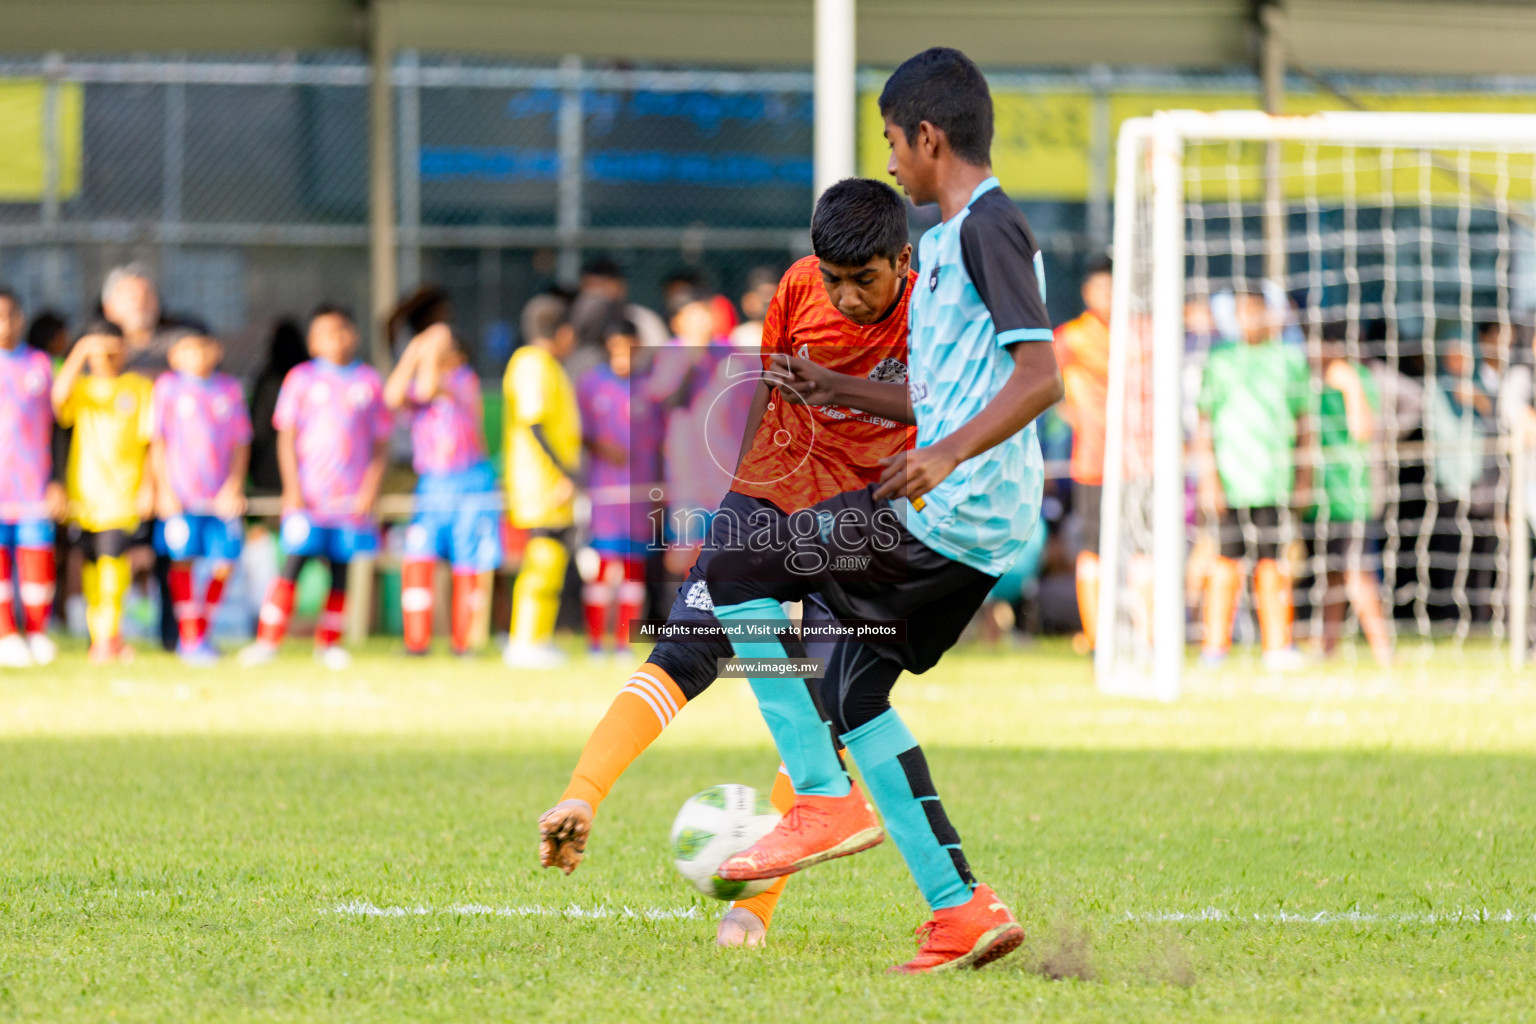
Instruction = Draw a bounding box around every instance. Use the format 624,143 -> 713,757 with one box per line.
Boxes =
842,708 -> 974,910
714,597 -> 850,797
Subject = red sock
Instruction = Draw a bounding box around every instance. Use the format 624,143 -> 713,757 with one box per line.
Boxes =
198,566 -> 230,642
316,588 -> 347,649
402,559 -> 435,654
450,571 -> 479,654
256,577 -> 296,646
616,557 -> 645,649
168,561 -> 200,646
0,548 -> 16,639
17,546 -> 55,635
583,579 -> 612,648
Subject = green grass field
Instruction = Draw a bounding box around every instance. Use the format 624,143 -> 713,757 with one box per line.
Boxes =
5,637 -> 1536,1022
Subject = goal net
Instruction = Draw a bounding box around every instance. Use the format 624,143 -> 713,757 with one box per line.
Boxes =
1099,111 -> 1536,700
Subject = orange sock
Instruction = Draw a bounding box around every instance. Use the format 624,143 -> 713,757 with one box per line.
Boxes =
1203,557 -> 1242,656
401,559 -> 435,654
1255,558 -> 1293,652
450,571 -> 480,654
729,765 -> 795,929
562,664 -> 688,809
1075,551 -> 1100,650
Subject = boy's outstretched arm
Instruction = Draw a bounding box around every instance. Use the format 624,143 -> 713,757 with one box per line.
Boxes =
768,353 -> 916,425
875,341 -> 1061,502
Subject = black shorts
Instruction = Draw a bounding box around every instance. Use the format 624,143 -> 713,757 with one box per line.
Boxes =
1077,483 -> 1102,555
1310,520 -> 1377,574
650,490 -> 841,701
704,483 -> 998,674
1217,505 -> 1283,562
69,527 -> 134,560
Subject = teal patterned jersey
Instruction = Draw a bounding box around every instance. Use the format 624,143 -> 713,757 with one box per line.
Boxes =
902,177 -> 1053,576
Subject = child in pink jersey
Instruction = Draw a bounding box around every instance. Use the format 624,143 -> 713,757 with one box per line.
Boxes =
150,329 -> 252,664
384,322 -> 502,656
239,307 -> 391,670
0,290 -> 64,668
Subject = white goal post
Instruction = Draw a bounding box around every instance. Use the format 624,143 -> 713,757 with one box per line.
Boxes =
1097,111 -> 1536,700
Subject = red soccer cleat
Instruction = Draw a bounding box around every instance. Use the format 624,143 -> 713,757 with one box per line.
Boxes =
888,884 -> 1025,974
716,782 -> 883,881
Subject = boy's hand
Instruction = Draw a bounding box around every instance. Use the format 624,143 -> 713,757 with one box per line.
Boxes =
874,443 -> 959,503
44,482 -> 67,522
155,489 -> 183,521
280,489 -> 304,516
136,480 -> 156,520
767,354 -> 839,407
550,475 -> 576,508
214,480 -> 247,521
353,483 -> 381,516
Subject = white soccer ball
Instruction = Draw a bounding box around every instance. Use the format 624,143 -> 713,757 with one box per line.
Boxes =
670,784 -> 781,901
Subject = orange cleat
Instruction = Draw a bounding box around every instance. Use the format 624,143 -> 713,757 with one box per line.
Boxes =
888,884 -> 1025,974
717,782 -> 883,881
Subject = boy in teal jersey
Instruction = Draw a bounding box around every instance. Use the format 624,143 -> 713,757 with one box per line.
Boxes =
698,48 -> 1063,973
1308,340 -> 1391,664
1196,290 -> 1310,667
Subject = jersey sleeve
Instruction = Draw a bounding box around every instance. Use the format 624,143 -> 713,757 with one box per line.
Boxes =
271,366 -> 303,431
508,353 -> 550,426
758,274 -> 792,368
134,376 -> 155,444
228,380 -> 254,446
959,199 -> 1054,347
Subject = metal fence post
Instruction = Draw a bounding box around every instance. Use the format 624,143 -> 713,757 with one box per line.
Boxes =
368,0 -> 400,368
162,58 -> 186,289
397,48 -> 421,294
556,54 -> 584,286
41,52 -> 65,310
1511,419 -> 1529,669
1086,63 -> 1112,255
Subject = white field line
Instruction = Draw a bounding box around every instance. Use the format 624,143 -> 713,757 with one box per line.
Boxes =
1124,907 -> 1536,925
327,900 -> 704,921
327,901 -> 1536,927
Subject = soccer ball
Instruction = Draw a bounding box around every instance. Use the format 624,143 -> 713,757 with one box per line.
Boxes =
670,784 -> 781,901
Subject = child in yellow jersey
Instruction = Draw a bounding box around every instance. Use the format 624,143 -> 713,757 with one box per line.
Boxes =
502,294 -> 580,669
51,321 -> 155,663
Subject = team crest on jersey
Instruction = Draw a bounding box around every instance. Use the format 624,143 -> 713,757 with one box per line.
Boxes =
115,392 -> 137,413
685,581 -> 714,612
867,358 -> 907,384
348,382 -> 374,408
910,379 -> 930,402
211,394 -> 231,420
928,266 -> 940,291
23,370 -> 46,396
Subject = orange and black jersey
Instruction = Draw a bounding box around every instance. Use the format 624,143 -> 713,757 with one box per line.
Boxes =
733,255 -> 917,513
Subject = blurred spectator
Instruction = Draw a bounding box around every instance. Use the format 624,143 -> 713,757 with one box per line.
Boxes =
1307,337 -> 1391,665
248,319 -> 308,495
101,264 -> 178,377
1428,338 -> 1499,622
662,269 -> 705,314
1052,254 -> 1111,654
577,318 -> 658,657
572,257 -> 668,348
1196,290 -> 1309,669
728,266 -> 781,349
503,294 -> 581,669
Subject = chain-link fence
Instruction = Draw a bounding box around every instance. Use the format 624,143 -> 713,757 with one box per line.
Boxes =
3,55 -> 1536,385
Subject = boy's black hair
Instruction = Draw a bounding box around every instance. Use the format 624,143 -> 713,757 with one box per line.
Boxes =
582,256 -> 624,280
1083,254 -> 1113,279
604,317 -> 639,340
26,311 -> 66,351
810,178 -> 909,268
77,319 -> 124,341
878,47 -> 993,167
309,304 -> 355,326
0,287 -> 17,307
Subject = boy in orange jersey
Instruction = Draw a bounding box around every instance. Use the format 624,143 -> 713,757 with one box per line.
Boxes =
537,178 -> 917,948
1053,255 -> 1112,652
